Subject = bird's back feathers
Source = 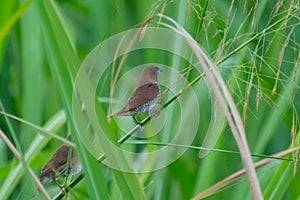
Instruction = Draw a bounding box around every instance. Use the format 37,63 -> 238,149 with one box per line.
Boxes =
112,82 -> 160,116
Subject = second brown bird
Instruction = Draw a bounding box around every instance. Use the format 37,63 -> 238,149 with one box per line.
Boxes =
39,135 -> 82,190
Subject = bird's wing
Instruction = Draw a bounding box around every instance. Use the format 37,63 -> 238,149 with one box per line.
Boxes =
126,83 -> 159,112
111,83 -> 159,116
40,145 -> 69,176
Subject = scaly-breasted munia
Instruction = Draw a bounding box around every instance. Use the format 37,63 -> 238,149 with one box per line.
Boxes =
39,135 -> 82,191
111,66 -> 162,124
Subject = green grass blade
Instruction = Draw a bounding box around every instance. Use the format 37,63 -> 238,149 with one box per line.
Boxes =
33,0 -> 145,199
33,0 -> 106,199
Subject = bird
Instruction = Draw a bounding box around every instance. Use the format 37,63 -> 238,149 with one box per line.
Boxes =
39,135 -> 82,192
110,66 -> 162,125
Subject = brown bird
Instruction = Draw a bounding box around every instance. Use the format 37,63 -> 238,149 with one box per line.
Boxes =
111,66 -> 162,125
39,135 -> 82,191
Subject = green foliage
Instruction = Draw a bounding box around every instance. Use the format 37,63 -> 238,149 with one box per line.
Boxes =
0,0 -> 299,199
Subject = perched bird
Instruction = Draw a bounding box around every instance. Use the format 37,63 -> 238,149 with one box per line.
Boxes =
111,66 -> 162,125
39,135 -> 82,191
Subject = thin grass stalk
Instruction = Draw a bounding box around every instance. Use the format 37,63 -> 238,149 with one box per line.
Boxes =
124,141 -> 300,162
192,147 -> 300,199
0,129 -> 51,200
0,110 -> 66,199
158,14 -> 263,199
0,111 -> 72,146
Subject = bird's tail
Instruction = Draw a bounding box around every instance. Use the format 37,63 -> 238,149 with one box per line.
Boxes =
109,109 -> 130,119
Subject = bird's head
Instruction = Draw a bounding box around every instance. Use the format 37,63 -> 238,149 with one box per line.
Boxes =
138,66 -> 162,86
147,66 -> 162,74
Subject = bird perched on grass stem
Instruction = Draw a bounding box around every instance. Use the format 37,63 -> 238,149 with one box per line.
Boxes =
39,135 -> 82,193
110,66 -> 162,125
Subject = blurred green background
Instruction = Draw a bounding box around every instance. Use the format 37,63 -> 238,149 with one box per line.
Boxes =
0,0 -> 299,199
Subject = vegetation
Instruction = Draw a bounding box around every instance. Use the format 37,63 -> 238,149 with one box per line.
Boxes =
0,0 -> 299,199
